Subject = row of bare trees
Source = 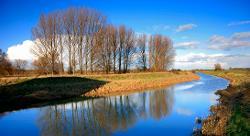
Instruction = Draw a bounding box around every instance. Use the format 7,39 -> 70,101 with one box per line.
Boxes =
32,7 -> 174,75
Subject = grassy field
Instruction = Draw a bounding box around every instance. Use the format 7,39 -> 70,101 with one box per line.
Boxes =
202,69 -> 250,86
201,69 -> 250,135
0,71 -> 199,113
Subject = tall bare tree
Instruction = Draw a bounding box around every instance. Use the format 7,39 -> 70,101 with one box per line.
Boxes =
137,34 -> 147,71
108,25 -> 118,73
149,35 -> 174,71
118,26 -> 126,74
32,13 -> 59,76
88,10 -> 106,73
123,28 -> 136,73
56,12 -> 64,74
77,9 -> 87,74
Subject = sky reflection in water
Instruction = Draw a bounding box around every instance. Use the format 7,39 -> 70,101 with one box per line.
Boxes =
0,73 -> 229,136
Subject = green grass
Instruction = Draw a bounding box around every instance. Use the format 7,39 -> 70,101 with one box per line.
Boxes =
227,104 -> 250,136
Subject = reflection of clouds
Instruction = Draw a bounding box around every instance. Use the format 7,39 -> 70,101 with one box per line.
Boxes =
174,81 -> 205,91
55,101 -> 87,110
195,81 -> 204,85
175,91 -> 212,104
174,84 -> 195,91
209,93 -> 219,105
176,107 -> 194,116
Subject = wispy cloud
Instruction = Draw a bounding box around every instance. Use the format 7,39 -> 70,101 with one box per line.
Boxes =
232,32 -> 250,40
228,20 -> 250,26
174,41 -> 200,49
176,24 -> 197,32
209,32 -> 250,50
174,53 -> 250,69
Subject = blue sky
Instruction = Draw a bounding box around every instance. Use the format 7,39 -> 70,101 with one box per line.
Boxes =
1,0 -> 250,69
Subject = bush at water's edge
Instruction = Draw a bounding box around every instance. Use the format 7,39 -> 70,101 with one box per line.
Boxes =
201,75 -> 250,135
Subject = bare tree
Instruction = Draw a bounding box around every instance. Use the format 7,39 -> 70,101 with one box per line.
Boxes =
214,63 -> 222,71
118,26 -> 126,74
63,8 -> 75,74
149,35 -> 174,71
88,10 -> 106,73
56,12 -> 65,74
0,49 -> 13,76
104,25 -> 113,73
77,9 -> 87,74
32,13 -> 59,76
108,25 -> 118,73
13,59 -> 27,75
137,34 -> 147,71
92,27 -> 105,72
123,28 -> 136,73
32,57 -> 50,74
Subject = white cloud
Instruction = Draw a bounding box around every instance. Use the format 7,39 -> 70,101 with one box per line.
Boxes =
174,53 -> 250,70
7,40 -> 36,61
176,24 -> 197,32
176,107 -> 193,116
228,20 -> 250,26
232,32 -> 250,40
174,41 -> 200,49
209,32 -> 250,50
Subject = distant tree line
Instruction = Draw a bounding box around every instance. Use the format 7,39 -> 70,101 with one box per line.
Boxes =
0,49 -> 12,76
0,49 -> 28,76
29,7 -> 174,75
214,63 -> 222,71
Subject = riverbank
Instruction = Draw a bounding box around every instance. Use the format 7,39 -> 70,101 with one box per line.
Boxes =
0,71 -> 199,113
84,71 -> 199,97
201,70 -> 250,135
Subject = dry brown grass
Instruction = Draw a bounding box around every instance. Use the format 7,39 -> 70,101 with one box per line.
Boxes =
84,71 -> 199,97
202,69 -> 250,86
0,71 -> 199,112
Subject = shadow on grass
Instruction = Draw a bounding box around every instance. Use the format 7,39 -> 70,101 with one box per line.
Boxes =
0,77 -> 108,113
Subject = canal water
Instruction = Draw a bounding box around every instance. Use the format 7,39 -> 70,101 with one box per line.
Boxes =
0,73 -> 229,136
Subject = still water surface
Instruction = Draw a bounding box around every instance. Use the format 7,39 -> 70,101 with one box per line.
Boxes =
0,73 -> 229,136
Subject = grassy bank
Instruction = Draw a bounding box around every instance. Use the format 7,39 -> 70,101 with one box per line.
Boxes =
201,70 -> 250,135
84,71 -> 199,97
0,71 -> 199,113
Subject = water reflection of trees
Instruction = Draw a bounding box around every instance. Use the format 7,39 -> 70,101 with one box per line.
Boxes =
37,88 -> 174,136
